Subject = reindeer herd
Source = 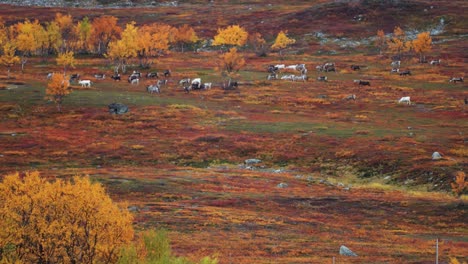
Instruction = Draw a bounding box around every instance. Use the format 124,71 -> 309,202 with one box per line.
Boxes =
47,57 -> 464,106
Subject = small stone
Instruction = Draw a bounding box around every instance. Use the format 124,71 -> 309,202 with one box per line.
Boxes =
340,245 -> 358,257
432,152 -> 442,160
277,183 -> 288,188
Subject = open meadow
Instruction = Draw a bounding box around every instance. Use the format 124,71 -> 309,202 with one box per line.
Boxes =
0,1 -> 467,263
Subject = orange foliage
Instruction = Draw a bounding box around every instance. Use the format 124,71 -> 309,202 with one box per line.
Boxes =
90,15 -> 122,55
0,42 -> 20,78
387,26 -> 411,58
175,24 -> 199,52
219,47 -> 245,74
411,31 -> 432,62
45,73 -> 71,112
451,171 -> 467,199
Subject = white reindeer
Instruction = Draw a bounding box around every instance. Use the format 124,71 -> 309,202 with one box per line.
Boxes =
398,96 -> 411,105
78,80 -> 91,87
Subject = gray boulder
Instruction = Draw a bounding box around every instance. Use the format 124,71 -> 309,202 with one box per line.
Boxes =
277,182 -> 288,188
108,103 -> 129,114
244,158 -> 261,165
339,245 -> 358,257
432,152 -> 442,160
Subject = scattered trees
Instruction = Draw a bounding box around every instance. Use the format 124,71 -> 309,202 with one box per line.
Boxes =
0,171 -> 134,263
45,73 -> 71,112
271,30 -> 295,56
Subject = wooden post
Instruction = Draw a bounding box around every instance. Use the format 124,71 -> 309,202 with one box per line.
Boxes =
333,256 -> 335,264
436,238 -> 439,264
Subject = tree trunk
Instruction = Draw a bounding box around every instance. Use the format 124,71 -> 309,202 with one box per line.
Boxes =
7,68 -> 11,79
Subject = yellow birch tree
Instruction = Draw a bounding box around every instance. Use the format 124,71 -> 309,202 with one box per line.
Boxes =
212,25 -> 248,47
56,51 -> 75,74
0,43 -> 20,78
387,26 -> 411,59
106,22 -> 138,73
271,30 -> 295,56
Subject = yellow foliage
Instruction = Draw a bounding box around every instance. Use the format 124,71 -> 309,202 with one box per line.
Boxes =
106,22 -> 139,72
0,43 -> 20,76
0,171 -> 134,263
44,21 -> 63,53
387,26 -> 410,57
271,30 -> 296,52
45,73 -> 71,111
56,51 -> 75,74
72,17 -> 93,53
212,25 -> 248,47
14,19 -> 45,55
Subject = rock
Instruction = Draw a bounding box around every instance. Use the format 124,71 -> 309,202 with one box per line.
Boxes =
277,182 -> 288,188
108,103 -> 129,114
244,158 -> 261,165
339,245 -> 358,257
432,152 -> 442,160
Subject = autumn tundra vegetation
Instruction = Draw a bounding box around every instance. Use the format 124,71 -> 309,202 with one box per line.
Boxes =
0,0 -> 467,263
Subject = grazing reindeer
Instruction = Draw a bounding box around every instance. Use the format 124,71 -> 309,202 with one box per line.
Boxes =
130,78 -> 139,85
449,77 -> 464,83
317,76 -> 327,82
292,75 -> 308,82
399,70 -> 411,76
146,72 -> 158,78
267,73 -> 278,80
345,94 -> 356,101
111,74 -> 121,81
354,79 -> 370,86
179,78 -> 191,86
391,60 -> 401,68
94,73 -> 105,79
78,80 -> 92,87
147,84 -> 160,94
398,96 -> 411,105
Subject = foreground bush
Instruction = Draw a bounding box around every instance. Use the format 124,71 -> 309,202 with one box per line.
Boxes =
0,172 -> 134,264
